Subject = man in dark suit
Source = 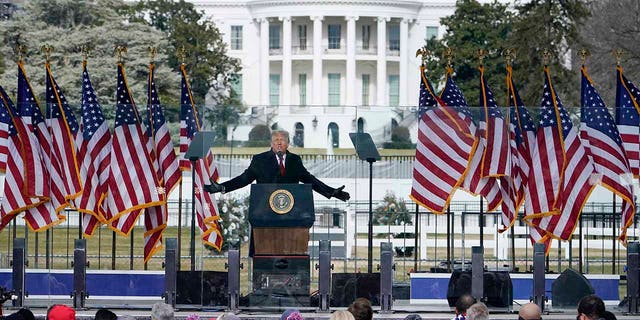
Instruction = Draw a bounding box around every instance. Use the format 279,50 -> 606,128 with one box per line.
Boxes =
204,130 -> 350,201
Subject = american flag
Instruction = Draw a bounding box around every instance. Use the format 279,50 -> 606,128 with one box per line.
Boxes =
441,69 -> 501,212
0,85 -> 36,230
410,66 -> 476,214
45,62 -> 82,203
503,66 -> 538,236
0,86 -> 9,173
18,62 -> 66,231
180,64 -> 223,249
533,67 -> 596,242
143,62 -> 181,262
479,66 -> 511,229
478,66 -> 509,178
615,65 -> 640,178
106,63 -> 163,235
580,66 -> 635,243
76,62 -> 111,236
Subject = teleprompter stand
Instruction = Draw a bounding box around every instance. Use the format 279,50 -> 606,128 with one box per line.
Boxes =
349,132 -> 381,273
184,131 -> 216,271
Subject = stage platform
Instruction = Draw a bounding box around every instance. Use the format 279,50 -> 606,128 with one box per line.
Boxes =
2,299 -> 639,320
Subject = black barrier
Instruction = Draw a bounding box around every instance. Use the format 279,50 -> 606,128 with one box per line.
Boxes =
627,241 -> 639,314
471,246 -> 483,302
330,273 -> 380,307
164,238 -> 177,307
72,239 -> 87,308
317,240 -> 332,312
11,238 -> 25,307
227,249 -> 241,312
533,243 -> 546,311
379,242 -> 393,313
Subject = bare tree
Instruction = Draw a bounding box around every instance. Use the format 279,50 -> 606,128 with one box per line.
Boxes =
580,0 -> 640,105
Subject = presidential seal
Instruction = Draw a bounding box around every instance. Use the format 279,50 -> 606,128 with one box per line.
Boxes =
269,189 -> 294,214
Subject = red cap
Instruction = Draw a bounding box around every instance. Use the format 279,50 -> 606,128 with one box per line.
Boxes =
48,305 -> 75,320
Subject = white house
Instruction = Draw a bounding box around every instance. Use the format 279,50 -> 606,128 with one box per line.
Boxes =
194,0 -> 457,148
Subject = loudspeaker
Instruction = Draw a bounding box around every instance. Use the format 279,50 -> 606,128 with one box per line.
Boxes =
551,268 -> 594,308
330,273 -> 380,307
203,271 -> 229,307
176,271 -> 202,305
446,270 -> 512,308
176,271 -> 228,306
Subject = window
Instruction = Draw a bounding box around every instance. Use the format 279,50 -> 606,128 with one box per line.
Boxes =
294,122 -> 304,147
299,74 -> 307,106
328,122 -> 339,147
389,24 -> 400,51
328,24 -> 341,49
361,25 -> 370,50
269,74 -> 280,106
361,74 -> 370,106
269,25 -> 281,49
231,25 -> 243,50
426,26 -> 438,40
389,75 -> 399,106
229,74 -> 243,102
298,25 -> 307,50
328,73 -> 341,106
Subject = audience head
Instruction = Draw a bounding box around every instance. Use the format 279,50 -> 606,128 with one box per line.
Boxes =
4,311 -> 25,320
47,304 -> 76,320
329,310 -> 355,320
466,302 -> 489,320
95,309 -> 117,320
577,294 -> 606,320
280,309 -> 303,320
455,294 -> 476,316
601,310 -> 617,320
403,314 -> 422,320
151,302 -> 174,320
518,302 -> 542,320
17,309 -> 35,320
348,298 -> 373,320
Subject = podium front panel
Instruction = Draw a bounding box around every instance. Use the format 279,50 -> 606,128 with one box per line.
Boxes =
249,184 -> 314,228
253,227 -> 310,255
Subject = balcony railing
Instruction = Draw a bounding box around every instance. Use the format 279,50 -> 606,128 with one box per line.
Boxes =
323,45 -> 346,54
269,47 -> 282,55
356,45 -> 377,55
292,45 -> 312,55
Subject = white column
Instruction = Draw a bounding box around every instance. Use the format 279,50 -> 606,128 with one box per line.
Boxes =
260,18 -> 270,105
376,17 -> 389,106
312,15 -> 323,105
346,16 -> 358,106
281,16 -> 292,107
399,18 -> 409,106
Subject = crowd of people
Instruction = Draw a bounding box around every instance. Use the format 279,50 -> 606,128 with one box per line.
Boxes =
0,294 -> 620,320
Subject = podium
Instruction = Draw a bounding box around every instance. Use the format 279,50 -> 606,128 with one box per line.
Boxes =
248,184 -> 314,307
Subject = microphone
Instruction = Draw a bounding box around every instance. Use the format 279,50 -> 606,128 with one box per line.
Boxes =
276,151 -> 284,157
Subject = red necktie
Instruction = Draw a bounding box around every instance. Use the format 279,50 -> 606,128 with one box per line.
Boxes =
278,155 -> 285,176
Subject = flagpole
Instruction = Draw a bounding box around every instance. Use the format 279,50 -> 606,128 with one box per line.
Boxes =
413,203 -> 419,272
178,180 -> 183,271
190,159 -> 197,271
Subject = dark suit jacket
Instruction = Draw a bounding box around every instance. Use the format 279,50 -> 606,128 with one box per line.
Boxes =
221,149 -> 335,198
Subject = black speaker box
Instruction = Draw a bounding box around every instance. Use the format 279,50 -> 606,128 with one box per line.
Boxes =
551,268 -> 594,308
330,273 -> 380,307
176,271 -> 228,306
446,270 -> 512,308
